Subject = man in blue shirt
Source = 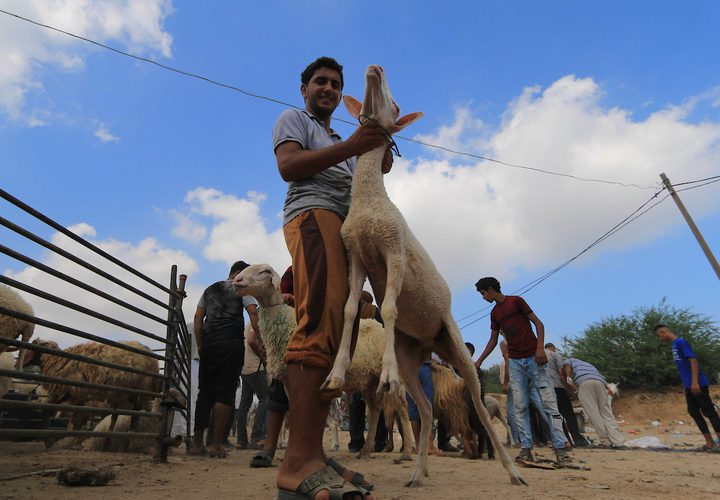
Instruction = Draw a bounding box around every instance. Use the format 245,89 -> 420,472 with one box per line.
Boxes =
654,324 -> 720,450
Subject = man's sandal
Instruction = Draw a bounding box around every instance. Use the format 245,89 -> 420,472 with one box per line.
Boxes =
276,465 -> 370,499
326,457 -> 375,491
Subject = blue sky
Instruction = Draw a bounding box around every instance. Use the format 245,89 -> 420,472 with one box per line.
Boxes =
1,1 -> 719,367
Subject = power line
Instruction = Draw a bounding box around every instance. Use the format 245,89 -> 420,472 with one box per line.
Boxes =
0,7 -> 658,191
458,175 -> 720,330
671,175 -> 720,188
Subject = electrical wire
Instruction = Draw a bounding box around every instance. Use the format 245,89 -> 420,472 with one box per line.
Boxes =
459,187 -> 668,329
670,175 -> 720,188
0,7 -> 658,191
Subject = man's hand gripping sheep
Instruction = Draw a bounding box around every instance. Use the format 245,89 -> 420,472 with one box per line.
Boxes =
319,65 -> 527,487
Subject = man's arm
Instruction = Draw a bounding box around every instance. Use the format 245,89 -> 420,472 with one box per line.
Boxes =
527,311 -> 547,365
500,342 -> 510,390
275,122 -> 387,182
563,363 -> 578,393
246,322 -> 266,361
193,307 -> 204,353
689,357 -> 702,394
475,329 -> 500,368
246,304 -> 262,344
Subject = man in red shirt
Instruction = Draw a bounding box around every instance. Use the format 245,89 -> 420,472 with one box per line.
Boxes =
474,277 -> 569,463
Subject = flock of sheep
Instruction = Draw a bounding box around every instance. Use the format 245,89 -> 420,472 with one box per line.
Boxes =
0,283 -> 165,452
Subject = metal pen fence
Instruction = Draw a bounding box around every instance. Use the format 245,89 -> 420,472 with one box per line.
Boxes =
0,188 -> 191,462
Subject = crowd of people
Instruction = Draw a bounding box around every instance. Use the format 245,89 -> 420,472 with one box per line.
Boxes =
185,56 -> 719,500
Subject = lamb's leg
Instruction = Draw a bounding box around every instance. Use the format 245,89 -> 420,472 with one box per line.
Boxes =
394,338 -> 429,488
494,406 -> 513,446
377,254 -> 405,397
320,252 -> 366,392
381,397 -> 395,453
433,320 -> 527,486
327,403 -> 340,452
358,389 -> 381,458
395,394 -> 415,460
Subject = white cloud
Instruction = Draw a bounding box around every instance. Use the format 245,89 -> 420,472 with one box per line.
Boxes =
390,75 -> 720,288
0,0 -> 174,121
174,187 -> 291,275
94,122 -> 120,143
170,210 -> 207,243
6,222 -> 199,349
165,77 -> 720,297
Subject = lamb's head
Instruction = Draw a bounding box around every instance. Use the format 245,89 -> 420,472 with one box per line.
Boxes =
343,65 -> 423,136
232,263 -> 282,305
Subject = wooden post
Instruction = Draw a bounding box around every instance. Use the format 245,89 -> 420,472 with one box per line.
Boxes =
660,173 -> 720,280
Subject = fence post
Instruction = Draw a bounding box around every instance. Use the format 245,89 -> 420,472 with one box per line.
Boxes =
154,265 -> 182,462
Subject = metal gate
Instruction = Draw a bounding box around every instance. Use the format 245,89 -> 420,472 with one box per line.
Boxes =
0,188 -> 191,462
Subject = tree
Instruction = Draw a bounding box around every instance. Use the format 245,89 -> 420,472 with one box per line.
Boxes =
561,300 -> 720,390
482,364 -> 503,394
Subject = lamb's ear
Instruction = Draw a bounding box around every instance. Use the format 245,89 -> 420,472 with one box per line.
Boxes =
343,95 -> 362,119
271,271 -> 281,291
390,112 -> 424,134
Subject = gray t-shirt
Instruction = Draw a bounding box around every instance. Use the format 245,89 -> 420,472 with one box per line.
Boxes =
545,349 -> 570,389
272,108 -> 356,224
197,280 -> 258,343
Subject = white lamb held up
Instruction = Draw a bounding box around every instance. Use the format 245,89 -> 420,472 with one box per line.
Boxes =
232,263 -> 414,459
0,284 -> 35,367
319,65 -> 526,487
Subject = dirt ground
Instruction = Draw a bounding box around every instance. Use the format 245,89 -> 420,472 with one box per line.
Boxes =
2,387 -> 720,499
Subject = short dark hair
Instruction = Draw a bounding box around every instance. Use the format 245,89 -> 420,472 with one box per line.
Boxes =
544,342 -> 555,349
301,57 -> 344,89
464,342 -> 475,356
652,324 -> 668,333
230,261 -> 250,276
475,277 -> 501,293
361,290 -> 374,304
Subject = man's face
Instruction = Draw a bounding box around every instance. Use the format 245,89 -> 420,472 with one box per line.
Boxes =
301,67 -> 342,119
654,327 -> 672,341
478,288 -> 495,303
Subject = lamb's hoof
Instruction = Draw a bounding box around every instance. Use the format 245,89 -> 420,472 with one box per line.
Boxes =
376,380 -> 400,396
511,472 -> 528,486
319,376 -> 344,392
405,478 -> 423,488
400,453 -> 412,461
382,444 -> 394,453
356,450 -> 372,459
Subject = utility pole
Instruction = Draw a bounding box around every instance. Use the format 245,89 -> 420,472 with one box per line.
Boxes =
660,172 -> 720,280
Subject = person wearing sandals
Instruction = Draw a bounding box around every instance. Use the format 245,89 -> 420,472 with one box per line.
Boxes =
654,324 -> 720,451
190,261 -> 261,458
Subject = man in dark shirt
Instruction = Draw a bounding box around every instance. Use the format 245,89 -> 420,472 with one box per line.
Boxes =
474,277 -> 569,463
190,260 -> 260,458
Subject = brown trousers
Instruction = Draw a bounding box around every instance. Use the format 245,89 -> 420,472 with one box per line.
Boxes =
283,209 -> 350,369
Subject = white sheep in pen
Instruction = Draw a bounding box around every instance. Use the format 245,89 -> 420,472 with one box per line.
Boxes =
232,263 -> 415,460
0,284 -> 35,364
319,65 -> 526,487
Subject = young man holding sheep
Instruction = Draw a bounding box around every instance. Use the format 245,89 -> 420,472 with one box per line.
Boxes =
272,57 -> 387,499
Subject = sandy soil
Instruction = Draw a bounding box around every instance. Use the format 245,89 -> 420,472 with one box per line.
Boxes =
2,387 -> 720,499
